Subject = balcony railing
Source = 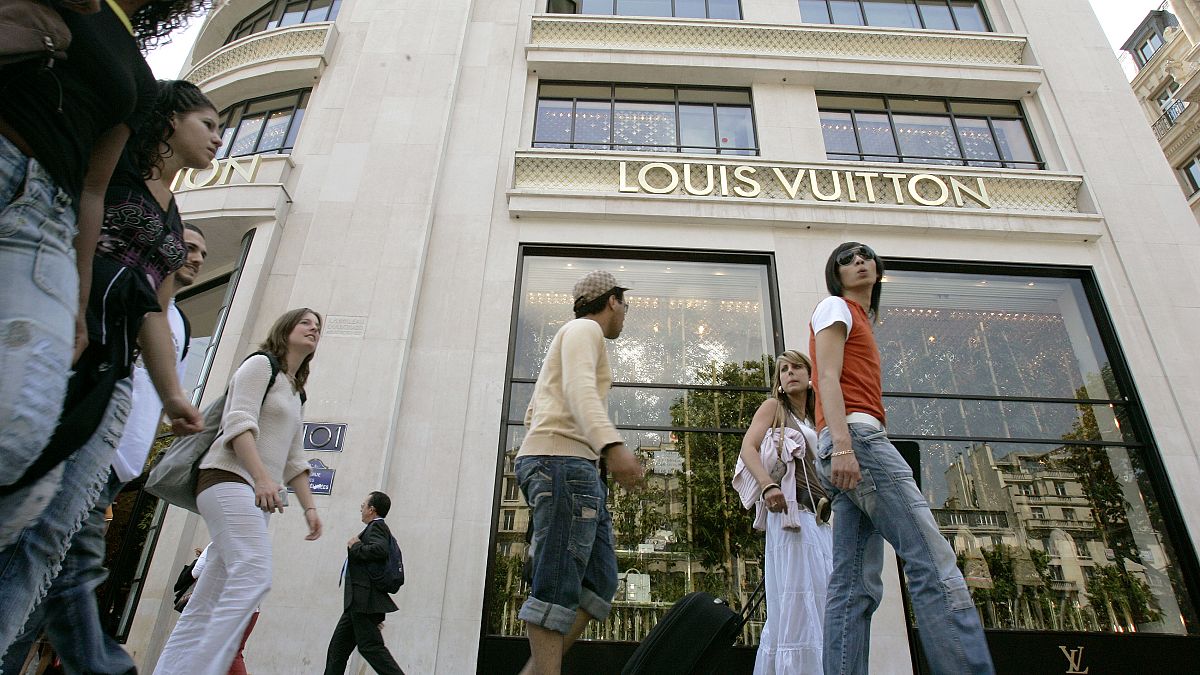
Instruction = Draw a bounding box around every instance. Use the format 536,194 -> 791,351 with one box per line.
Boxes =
1153,100 -> 1189,139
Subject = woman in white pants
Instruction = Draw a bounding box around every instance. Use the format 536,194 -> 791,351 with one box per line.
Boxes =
156,308 -> 324,675
734,350 -> 833,674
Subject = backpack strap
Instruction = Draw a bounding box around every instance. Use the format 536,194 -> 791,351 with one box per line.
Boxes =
247,351 -> 306,405
179,307 -> 192,360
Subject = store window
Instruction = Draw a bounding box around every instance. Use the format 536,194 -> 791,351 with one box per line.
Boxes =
799,0 -> 990,31
819,93 -> 1042,169
215,90 -> 310,160
225,0 -> 341,44
533,83 -> 757,155
486,247 -> 779,646
547,0 -> 740,19
878,265 -> 1198,636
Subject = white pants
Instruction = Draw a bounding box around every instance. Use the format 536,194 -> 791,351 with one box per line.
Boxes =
155,483 -> 271,675
754,509 -> 833,675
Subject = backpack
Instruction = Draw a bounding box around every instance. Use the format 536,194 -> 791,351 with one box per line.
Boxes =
367,523 -> 405,594
146,351 -> 301,513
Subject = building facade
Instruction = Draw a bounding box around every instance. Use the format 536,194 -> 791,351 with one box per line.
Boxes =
111,0 -> 1200,672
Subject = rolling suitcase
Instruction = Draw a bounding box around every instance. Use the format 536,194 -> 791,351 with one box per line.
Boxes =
621,579 -> 765,675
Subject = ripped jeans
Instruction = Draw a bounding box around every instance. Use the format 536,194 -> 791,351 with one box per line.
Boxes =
515,456 -> 617,635
815,424 -> 994,675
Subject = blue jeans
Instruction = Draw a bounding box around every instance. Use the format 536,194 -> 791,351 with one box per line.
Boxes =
1,471 -> 133,675
0,134 -> 78,539
815,424 -> 994,675
0,379 -> 131,669
516,456 -> 617,634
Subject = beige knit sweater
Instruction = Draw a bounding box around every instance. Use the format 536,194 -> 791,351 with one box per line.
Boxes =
199,354 -> 309,486
519,318 -> 623,461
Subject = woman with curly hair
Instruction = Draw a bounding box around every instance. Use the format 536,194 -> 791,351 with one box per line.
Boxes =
0,0 -> 211,540
157,308 -> 325,675
0,78 -> 220,669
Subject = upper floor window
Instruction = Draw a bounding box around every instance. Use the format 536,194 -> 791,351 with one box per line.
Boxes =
1180,154 -> 1200,196
533,82 -> 757,155
547,0 -> 741,19
216,90 -> 310,160
818,93 -> 1042,169
799,0 -> 990,31
1136,31 -> 1165,66
225,0 -> 341,44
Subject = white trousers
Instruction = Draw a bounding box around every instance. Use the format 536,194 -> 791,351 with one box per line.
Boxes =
155,482 -> 272,675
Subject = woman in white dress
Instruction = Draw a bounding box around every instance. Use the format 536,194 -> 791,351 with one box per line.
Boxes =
734,350 -> 833,674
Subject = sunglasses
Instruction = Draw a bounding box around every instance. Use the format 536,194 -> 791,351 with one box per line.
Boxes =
835,245 -> 876,267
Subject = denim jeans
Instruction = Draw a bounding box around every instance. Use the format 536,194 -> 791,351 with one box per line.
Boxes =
0,134 -> 78,543
515,456 -> 617,634
0,379 -> 131,668
1,471 -> 134,675
815,423 -> 994,675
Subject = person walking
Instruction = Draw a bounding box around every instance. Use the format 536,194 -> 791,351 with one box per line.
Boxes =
733,350 -> 832,674
154,308 -> 325,675
323,491 -> 405,675
809,242 -> 994,674
515,270 -> 645,675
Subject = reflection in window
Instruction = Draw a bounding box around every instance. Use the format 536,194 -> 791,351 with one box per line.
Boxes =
879,267 -> 1197,636
818,93 -> 1042,169
800,0 -> 989,31
547,0 -> 741,19
487,251 -> 778,644
533,83 -> 757,155
215,90 -> 310,160
225,0 -> 341,44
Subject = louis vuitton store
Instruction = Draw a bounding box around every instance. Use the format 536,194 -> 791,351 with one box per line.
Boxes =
111,1 -> 1200,673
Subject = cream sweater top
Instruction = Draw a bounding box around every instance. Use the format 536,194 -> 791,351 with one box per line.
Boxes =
199,354 -> 309,486
519,318 -> 623,461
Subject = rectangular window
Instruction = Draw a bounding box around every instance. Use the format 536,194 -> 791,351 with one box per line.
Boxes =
533,83 -> 757,155
548,0 -> 742,19
1182,155 -> 1200,195
502,509 -> 515,531
818,93 -> 1042,169
504,478 -> 519,502
215,90 -> 310,159
879,264 -> 1199,636
225,0 -> 342,45
486,247 -> 779,645
800,0 -> 990,31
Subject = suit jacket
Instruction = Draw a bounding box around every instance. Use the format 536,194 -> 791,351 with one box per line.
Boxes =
344,519 -> 399,614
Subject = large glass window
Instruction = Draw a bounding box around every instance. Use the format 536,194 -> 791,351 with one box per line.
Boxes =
547,0 -> 741,19
215,90 -> 310,160
225,0 -> 342,44
878,265 -> 1198,636
818,93 -> 1042,169
533,83 -> 757,155
800,0 -> 990,31
486,249 -> 779,646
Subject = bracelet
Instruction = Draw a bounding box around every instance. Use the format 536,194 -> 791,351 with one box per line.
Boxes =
759,483 -> 780,499
304,507 -> 317,513
831,449 -> 855,457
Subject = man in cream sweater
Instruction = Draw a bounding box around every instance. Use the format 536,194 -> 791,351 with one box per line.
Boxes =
516,270 -> 645,675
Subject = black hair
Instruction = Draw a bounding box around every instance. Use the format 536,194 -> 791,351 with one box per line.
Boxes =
574,288 -> 624,319
184,222 -> 204,237
129,1 -> 212,52
824,241 -> 884,322
130,79 -> 217,179
368,491 -> 392,518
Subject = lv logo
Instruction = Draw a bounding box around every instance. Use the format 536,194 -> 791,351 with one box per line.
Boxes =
1059,645 -> 1089,674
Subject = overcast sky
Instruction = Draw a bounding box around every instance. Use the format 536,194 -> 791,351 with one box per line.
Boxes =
145,1 -> 1171,79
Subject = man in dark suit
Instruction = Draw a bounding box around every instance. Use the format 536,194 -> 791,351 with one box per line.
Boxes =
323,491 -> 404,675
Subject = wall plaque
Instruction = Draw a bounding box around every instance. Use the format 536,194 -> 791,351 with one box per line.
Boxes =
323,315 -> 367,338
303,423 -> 347,451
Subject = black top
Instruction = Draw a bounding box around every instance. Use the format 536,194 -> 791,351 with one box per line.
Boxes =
0,3 -> 156,206
99,150 -> 187,291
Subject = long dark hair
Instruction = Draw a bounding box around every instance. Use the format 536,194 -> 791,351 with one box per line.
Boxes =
823,241 -> 884,322
258,308 -> 322,398
129,0 -> 212,51
130,79 -> 216,179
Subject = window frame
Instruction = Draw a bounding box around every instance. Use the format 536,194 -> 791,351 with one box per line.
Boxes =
224,0 -> 342,45
215,89 -> 311,160
546,0 -> 743,19
799,0 -> 993,32
532,81 -> 760,156
1179,153 -> 1200,196
818,91 -> 1044,169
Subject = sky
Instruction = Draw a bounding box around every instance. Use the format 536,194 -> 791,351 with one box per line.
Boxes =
145,1 -> 1169,79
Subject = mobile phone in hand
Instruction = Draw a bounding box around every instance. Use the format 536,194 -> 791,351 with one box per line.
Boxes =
277,488 -> 289,508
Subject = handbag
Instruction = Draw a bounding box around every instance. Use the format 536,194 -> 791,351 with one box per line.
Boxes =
0,0 -> 71,67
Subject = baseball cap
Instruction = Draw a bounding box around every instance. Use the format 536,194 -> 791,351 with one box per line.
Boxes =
573,270 -> 630,307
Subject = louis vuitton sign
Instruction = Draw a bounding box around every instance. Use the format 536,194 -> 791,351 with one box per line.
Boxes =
616,160 -> 993,209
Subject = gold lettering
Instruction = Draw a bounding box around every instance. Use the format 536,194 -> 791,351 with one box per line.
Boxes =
809,169 -> 842,201
855,172 -> 879,203
638,162 -> 679,194
882,173 -> 907,204
907,174 -> 949,206
170,169 -> 187,192
1058,646 -> 1088,674
185,160 -> 222,189
719,165 -> 729,196
732,165 -> 761,198
844,171 -> 858,202
683,163 -> 715,196
619,161 -> 639,193
950,176 -> 991,209
220,154 -> 262,185
771,167 -> 806,199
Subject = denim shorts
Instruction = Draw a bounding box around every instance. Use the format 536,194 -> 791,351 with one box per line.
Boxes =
515,455 -> 617,634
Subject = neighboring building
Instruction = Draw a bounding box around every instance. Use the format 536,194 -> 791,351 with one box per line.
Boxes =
110,1 -> 1200,673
